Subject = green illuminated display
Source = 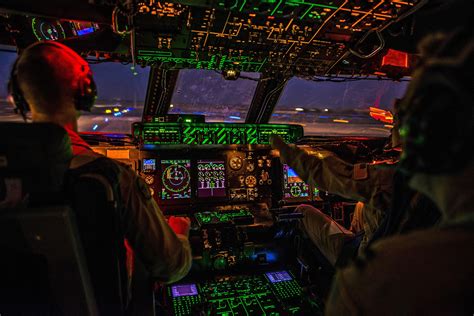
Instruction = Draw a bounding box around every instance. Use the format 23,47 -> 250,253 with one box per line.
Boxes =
195,210 -> 254,226
169,272 -> 309,316
138,50 -> 267,72
135,122 -> 303,145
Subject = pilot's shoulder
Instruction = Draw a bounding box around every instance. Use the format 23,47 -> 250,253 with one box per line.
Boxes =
339,228 -> 474,288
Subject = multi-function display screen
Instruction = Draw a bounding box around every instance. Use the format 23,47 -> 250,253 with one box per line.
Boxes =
171,284 -> 199,297
266,271 -> 293,283
161,159 -> 192,200
283,164 -> 310,200
142,158 -> 157,172
197,160 -> 226,198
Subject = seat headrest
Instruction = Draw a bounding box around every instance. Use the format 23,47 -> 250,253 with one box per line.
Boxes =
0,123 -> 73,206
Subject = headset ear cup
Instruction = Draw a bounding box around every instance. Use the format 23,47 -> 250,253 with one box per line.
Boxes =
74,72 -> 97,112
8,58 -> 30,116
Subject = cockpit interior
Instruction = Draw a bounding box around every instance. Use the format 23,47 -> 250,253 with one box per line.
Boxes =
0,0 -> 471,315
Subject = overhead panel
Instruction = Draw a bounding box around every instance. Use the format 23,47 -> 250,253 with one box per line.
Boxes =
134,0 -> 419,77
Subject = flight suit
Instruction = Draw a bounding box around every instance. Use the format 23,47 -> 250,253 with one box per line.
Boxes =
66,128 -> 192,284
275,142 -> 394,265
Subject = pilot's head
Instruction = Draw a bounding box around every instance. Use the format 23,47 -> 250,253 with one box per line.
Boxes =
399,29 -> 473,216
8,41 -> 96,128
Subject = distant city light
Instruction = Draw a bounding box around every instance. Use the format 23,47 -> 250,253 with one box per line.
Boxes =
104,118 -> 109,122
295,107 -> 304,112
105,109 -> 112,114
333,119 -> 349,123
114,112 -> 122,117
229,116 -> 241,120
324,108 -> 329,112
113,108 -> 119,112
170,104 -> 174,108
92,124 -> 99,130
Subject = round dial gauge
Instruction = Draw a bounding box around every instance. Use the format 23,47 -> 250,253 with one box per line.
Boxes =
246,162 -> 255,172
290,185 -> 302,197
229,156 -> 243,170
143,175 -> 155,185
245,175 -> 257,188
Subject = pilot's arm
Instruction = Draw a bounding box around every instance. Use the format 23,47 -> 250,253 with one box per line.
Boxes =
120,168 -> 192,284
271,135 -> 394,213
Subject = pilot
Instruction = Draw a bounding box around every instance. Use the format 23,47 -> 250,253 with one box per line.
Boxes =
326,29 -> 474,315
270,131 -> 397,265
8,41 -> 192,292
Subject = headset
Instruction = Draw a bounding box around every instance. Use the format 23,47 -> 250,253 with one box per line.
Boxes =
8,41 -> 97,120
398,29 -> 474,175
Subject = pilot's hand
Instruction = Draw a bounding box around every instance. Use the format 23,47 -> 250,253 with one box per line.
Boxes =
270,135 -> 290,164
270,135 -> 287,151
168,216 -> 191,237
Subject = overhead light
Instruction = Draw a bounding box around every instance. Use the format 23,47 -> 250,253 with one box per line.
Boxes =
295,107 -> 304,112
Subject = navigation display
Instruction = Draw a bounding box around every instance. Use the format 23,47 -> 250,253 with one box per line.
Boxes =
197,160 -> 226,198
283,164 -> 310,200
161,159 -> 192,200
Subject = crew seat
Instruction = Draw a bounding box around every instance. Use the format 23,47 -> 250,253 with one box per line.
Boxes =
0,123 -> 129,315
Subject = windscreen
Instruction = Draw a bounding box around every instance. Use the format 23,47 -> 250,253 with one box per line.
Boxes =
77,62 -> 149,134
169,69 -> 259,122
0,50 -> 149,132
0,50 -> 22,122
271,76 -> 409,137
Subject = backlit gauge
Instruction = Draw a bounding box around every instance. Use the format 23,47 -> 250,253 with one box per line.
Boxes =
229,156 -> 243,170
31,18 -> 66,41
290,185 -> 302,197
143,175 -> 155,185
246,162 -> 255,172
245,175 -> 257,188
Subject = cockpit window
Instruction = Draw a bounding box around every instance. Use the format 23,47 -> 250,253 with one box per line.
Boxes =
0,50 -> 21,122
169,69 -> 260,123
271,77 -> 409,137
78,62 -> 149,134
0,50 -> 149,132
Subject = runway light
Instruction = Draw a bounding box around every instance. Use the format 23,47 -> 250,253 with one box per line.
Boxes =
295,107 -> 304,112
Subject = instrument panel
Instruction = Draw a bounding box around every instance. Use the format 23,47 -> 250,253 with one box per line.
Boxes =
139,146 -> 277,210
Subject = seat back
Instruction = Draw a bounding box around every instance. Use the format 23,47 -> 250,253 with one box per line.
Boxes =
66,159 -> 128,315
0,206 -> 99,315
0,123 -> 127,315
